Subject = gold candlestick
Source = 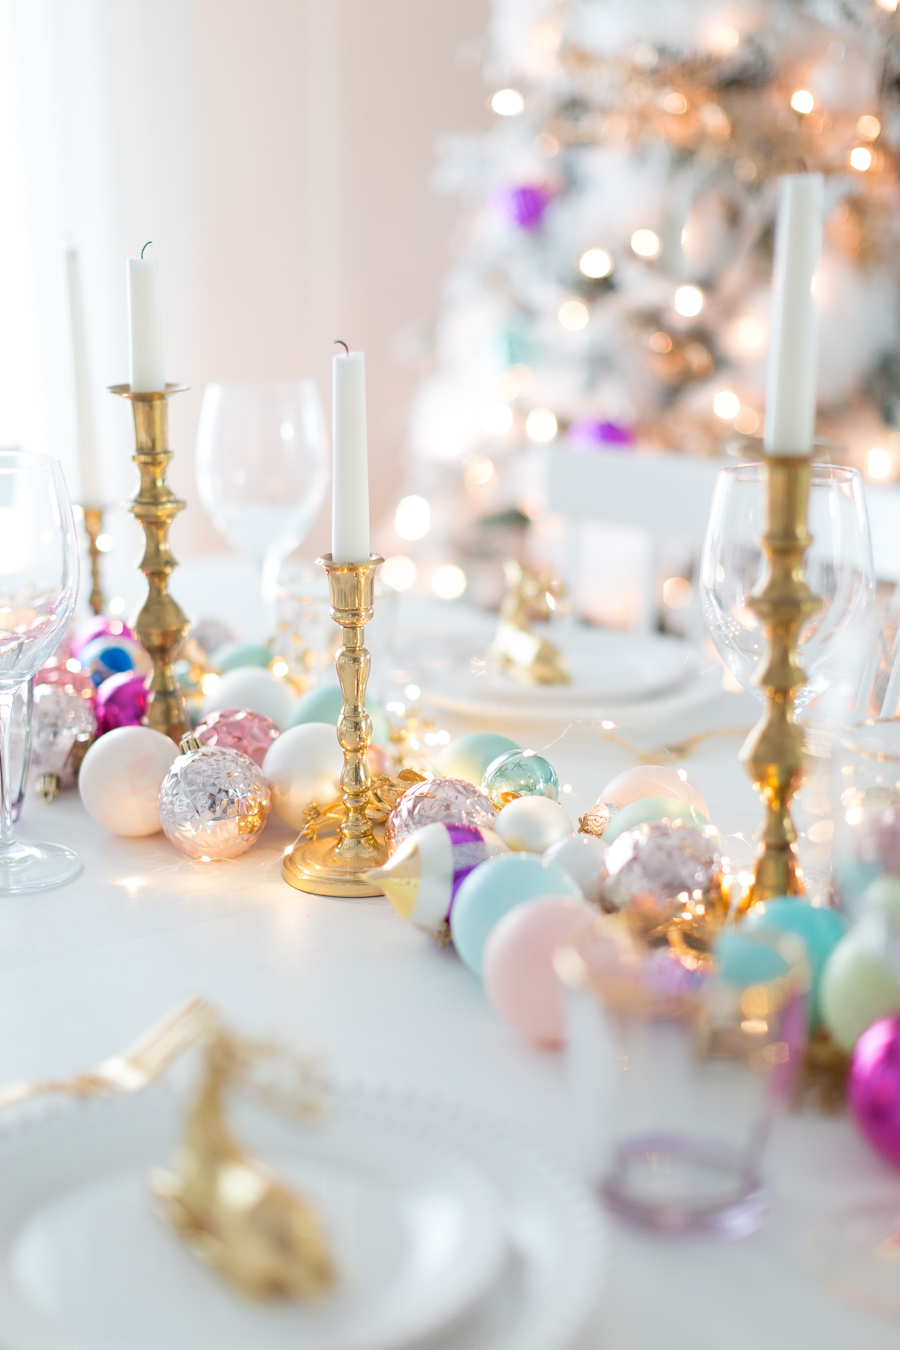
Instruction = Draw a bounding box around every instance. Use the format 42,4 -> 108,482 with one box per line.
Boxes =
109,383 -> 190,744
80,506 -> 106,615
283,555 -> 387,896
738,457 -> 820,913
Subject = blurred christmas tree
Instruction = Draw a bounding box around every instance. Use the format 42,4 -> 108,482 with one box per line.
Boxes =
381,0 -> 900,612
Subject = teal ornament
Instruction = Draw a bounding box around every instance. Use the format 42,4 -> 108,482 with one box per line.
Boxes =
436,732 -> 520,788
286,685 -> 391,748
450,853 -> 582,974
603,796 -> 709,846
714,930 -> 793,987
215,643 -> 273,673
482,749 -> 558,809
744,898 -> 848,1026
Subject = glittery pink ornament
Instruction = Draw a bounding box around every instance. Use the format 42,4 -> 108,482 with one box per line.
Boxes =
849,1016 -> 900,1167
36,666 -> 95,700
385,777 -> 495,854
193,707 -> 280,768
96,671 -> 149,735
70,616 -> 135,659
598,821 -> 721,917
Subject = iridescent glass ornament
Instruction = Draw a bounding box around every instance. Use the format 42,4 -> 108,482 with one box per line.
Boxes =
158,744 -> 271,860
481,749 -> 559,809
385,776 -> 495,854
598,821 -> 721,919
31,680 -> 97,800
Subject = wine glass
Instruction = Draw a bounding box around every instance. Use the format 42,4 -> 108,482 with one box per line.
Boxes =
0,451 -> 80,890
699,462 -> 874,709
195,381 -> 329,602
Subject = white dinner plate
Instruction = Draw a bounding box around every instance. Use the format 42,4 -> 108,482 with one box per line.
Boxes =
0,1082 -> 506,1350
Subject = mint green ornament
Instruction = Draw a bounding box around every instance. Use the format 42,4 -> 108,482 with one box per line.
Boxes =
286,684 -> 391,748
603,795 -> 709,846
436,732 -> 520,787
215,642 -> 273,672
482,749 -> 558,809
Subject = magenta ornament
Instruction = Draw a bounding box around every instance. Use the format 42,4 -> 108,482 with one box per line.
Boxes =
385,777 -> 496,854
193,707 -> 280,768
70,616 -> 136,659
849,1016 -> 900,1167
96,671 -> 149,736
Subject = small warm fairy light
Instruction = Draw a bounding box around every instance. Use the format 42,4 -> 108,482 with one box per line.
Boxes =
631,229 -> 661,258
481,403 -> 513,434
601,719 -> 615,730
201,673 -> 220,695
869,446 -> 893,479
432,564 -> 467,600
531,21 -> 561,55
436,729 -> 451,744
850,146 -> 873,171
96,533 -> 113,552
72,504 -> 84,521
533,133 -> 560,157
732,314 -> 767,352
673,285 -> 703,317
648,331 -> 672,353
733,407 -> 760,435
108,596 -> 126,615
491,88 -> 524,116
562,783 -> 572,793
677,769 -> 689,782
662,90 -> 688,115
857,114 -> 881,140
579,248 -> 612,279
525,408 -> 558,443
713,390 -> 741,420
381,555 -> 417,591
200,855 -> 212,863
404,683 -> 421,700
877,0 -> 898,11
65,657 -> 81,673
663,577 -> 693,608
790,89 -> 815,114
109,620 -> 124,635
394,495 -> 431,541
270,659 -> 289,678
559,299 -> 590,330
708,24 -> 740,52
465,458 -> 495,488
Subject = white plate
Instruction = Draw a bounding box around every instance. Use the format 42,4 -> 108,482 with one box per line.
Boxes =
0,1083 -> 506,1350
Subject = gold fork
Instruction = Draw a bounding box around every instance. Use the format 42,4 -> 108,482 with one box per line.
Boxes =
0,995 -> 216,1111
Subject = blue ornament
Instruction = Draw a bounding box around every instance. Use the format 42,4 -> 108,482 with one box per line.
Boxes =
482,750 -> 559,809
744,897 -> 848,1027
78,635 -> 145,685
435,732 -> 520,788
602,795 -> 709,846
286,684 -> 391,749
450,853 -> 582,974
215,643 -> 273,672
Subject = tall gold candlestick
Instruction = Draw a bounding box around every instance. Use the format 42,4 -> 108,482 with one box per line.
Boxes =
109,383 -> 190,744
81,506 -> 105,615
283,554 -> 387,897
738,457 -> 820,913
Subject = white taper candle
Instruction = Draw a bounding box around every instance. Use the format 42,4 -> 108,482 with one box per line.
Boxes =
331,348 -> 370,562
127,250 -> 165,393
65,248 -> 102,504
763,173 -> 824,456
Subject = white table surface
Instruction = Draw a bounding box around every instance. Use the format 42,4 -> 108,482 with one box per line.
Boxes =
3,650 -> 899,1347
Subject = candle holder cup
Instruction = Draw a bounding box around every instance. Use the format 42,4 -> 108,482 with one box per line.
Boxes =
283,554 -> 388,897
109,383 -> 190,744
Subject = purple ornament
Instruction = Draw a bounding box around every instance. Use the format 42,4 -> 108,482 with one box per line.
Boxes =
96,671 -> 149,735
373,822 -> 508,937
385,777 -> 496,854
567,418 -> 635,452
70,616 -> 136,659
850,1016 -> 900,1167
493,183 -> 551,231
193,707 -> 280,768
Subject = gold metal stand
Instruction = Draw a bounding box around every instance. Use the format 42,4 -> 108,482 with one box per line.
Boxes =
739,457 -> 820,912
81,506 -> 105,615
283,555 -> 387,896
109,383 -> 190,744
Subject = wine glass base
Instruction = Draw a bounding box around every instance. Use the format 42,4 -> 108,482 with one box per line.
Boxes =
0,841 -> 82,893
804,1199 -> 900,1319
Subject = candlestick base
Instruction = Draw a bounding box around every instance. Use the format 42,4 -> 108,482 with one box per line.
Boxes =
283,830 -> 388,897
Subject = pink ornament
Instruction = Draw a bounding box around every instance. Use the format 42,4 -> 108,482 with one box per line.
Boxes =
36,666 -> 95,700
483,896 -> 598,1048
70,615 -> 136,659
849,1016 -> 900,1167
193,707 -> 280,768
96,671 -> 149,735
599,764 -> 708,816
368,743 -> 393,777
385,777 -> 495,854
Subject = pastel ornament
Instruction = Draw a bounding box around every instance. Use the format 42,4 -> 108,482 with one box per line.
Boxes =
79,726 -> 180,836
158,743 -> 271,860
385,778 -> 495,854
70,616 -> 136,659
369,822 -> 508,937
286,685 -> 391,751
483,897 -> 597,1047
602,795 -> 710,846
95,672 -> 149,736
482,749 -> 559,809
821,920 -> 900,1052
743,897 -> 848,1027
193,707 -> 280,768
79,634 -> 151,685
598,764 -> 708,817
861,873 -> 900,928
494,796 -> 573,853
261,722 -> 343,830
203,667 -> 295,730
849,1017 -> 900,1168
544,832 -> 607,905
213,642 -> 273,673
435,732 -> 520,788
599,821 -> 722,919
450,853 -> 583,974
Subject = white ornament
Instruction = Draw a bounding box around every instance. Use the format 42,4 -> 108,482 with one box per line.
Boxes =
544,832 -> 608,905
494,795 -> 573,853
79,726 -> 180,836
203,667 -> 295,730
262,722 -> 344,830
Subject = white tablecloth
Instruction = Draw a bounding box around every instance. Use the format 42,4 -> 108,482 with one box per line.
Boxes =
3,600 -> 898,1346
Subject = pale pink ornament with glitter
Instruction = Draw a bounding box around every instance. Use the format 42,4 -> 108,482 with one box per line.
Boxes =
193,707 -> 280,768
385,777 -> 496,854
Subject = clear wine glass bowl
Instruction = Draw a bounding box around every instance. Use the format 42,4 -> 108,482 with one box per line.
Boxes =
699,462 -> 874,708
195,381 -> 329,598
0,451 -> 80,890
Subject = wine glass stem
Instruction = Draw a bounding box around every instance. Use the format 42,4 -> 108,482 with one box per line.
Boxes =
0,689 -> 19,852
